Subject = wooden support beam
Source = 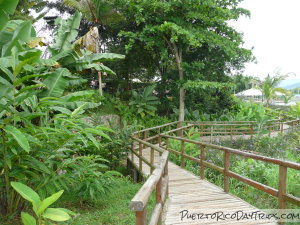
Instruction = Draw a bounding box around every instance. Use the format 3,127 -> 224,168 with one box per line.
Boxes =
150,147 -> 154,173
136,207 -> 147,225
278,165 -> 287,209
181,140 -> 185,168
224,151 -> 230,193
200,145 -> 205,179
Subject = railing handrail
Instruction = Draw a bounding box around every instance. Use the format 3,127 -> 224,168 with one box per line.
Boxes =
160,134 -> 300,171
129,135 -> 169,225
130,151 -> 169,211
132,121 -> 179,135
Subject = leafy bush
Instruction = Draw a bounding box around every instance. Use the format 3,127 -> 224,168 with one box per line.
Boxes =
0,2 -> 123,218
129,85 -> 160,118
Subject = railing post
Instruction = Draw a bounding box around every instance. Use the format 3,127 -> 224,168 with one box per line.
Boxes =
156,176 -> 162,204
230,125 -> 233,142
181,140 -> 185,168
165,137 -> 169,150
136,207 -> 147,225
131,143 -> 134,163
224,151 -> 230,193
150,147 -> 154,173
250,123 -> 253,140
210,126 -> 213,143
177,121 -> 183,137
165,159 -> 169,197
139,142 -> 143,178
156,176 -> 163,225
143,131 -> 148,148
200,145 -> 205,179
281,122 -> 284,134
278,165 -> 287,209
158,128 -> 162,147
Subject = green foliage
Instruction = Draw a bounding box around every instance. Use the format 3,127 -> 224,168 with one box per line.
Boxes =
282,93 -> 293,104
0,2 -> 123,219
100,0 -> 253,119
231,75 -> 260,93
11,182 -> 75,225
183,80 -> 235,91
64,178 -> 154,225
48,11 -> 124,75
129,85 -> 160,118
0,0 -> 18,31
291,103 -> 300,117
258,74 -> 288,106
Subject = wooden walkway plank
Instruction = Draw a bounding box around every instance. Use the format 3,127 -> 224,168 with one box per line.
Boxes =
129,147 -> 277,224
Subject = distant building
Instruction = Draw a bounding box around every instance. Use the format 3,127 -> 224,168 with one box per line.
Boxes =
235,88 -> 263,102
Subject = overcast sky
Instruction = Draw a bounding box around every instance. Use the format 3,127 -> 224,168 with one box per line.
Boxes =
232,0 -> 300,79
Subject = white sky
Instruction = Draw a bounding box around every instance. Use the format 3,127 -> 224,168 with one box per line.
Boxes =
232,0 -> 300,79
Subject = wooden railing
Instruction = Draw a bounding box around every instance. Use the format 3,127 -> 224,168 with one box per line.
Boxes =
128,118 -> 300,225
129,136 -> 169,225
160,133 -> 300,209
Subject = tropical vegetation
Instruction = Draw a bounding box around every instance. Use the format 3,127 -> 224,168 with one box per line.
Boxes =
0,0 -> 299,224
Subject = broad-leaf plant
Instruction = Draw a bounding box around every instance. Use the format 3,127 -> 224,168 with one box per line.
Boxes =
0,0 -> 123,217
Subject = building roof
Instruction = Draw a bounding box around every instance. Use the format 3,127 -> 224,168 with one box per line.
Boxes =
235,88 -> 284,97
235,88 -> 262,96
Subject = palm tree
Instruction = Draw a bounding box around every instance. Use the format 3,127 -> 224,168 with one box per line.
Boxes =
258,74 -> 288,107
282,93 -> 294,104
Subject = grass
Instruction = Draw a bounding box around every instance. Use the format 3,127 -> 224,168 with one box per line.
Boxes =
64,178 -> 147,225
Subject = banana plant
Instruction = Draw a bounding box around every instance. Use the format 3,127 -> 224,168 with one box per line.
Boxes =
11,182 -> 75,225
0,2 -> 117,217
129,85 -> 160,118
48,11 -> 125,75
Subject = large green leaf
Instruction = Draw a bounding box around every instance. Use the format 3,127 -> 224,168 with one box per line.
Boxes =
0,0 -> 19,14
42,68 -> 70,97
0,0 -> 18,31
37,190 -> 64,216
50,11 -> 81,56
49,106 -> 72,115
11,182 -> 41,205
60,90 -> 95,102
72,62 -> 116,74
143,84 -> 156,97
21,212 -> 37,225
83,53 -> 125,63
71,103 -> 86,117
42,208 -> 71,222
84,132 -> 100,150
2,21 -> 34,56
0,9 -> 9,31
4,125 -> 30,152
84,128 -> 111,141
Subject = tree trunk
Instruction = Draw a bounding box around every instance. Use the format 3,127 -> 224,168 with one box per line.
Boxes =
98,71 -> 103,96
164,37 -> 185,124
174,45 -> 184,122
179,72 -> 185,122
83,27 -> 103,96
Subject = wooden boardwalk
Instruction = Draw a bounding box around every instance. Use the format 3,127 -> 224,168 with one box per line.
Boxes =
129,148 -> 277,225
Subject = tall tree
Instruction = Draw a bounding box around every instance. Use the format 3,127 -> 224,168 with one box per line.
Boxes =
116,0 -> 252,121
